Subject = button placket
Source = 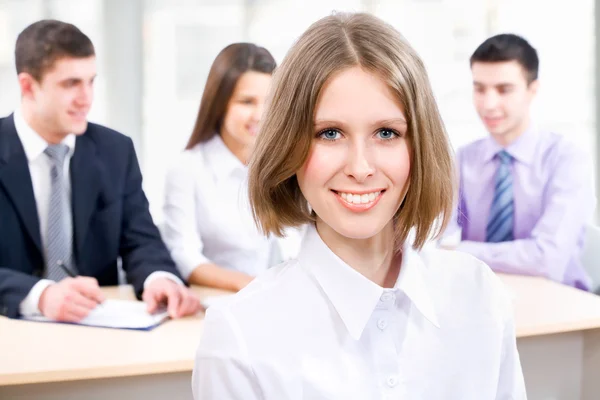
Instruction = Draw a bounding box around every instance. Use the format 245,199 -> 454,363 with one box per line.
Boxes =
380,291 -> 395,303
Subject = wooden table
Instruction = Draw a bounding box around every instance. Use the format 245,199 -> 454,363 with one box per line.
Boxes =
502,274 -> 600,400
2,276 -> 600,399
0,285 -> 228,400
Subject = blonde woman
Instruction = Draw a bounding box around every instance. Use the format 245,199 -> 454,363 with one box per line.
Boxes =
193,13 -> 525,399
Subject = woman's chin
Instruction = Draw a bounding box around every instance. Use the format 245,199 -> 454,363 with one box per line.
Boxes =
326,220 -> 391,242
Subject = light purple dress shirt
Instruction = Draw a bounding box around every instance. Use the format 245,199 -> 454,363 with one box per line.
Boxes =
448,125 -> 595,290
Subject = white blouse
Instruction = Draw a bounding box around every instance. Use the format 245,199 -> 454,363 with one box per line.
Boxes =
162,135 -> 301,280
192,224 -> 526,399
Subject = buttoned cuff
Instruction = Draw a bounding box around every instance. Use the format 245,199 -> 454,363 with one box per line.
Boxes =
143,271 -> 184,289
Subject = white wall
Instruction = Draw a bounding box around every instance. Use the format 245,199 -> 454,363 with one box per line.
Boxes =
0,0 -> 107,129
0,0 -> 594,222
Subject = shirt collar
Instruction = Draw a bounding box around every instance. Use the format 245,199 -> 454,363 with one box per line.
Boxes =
13,107 -> 76,162
481,122 -> 538,165
395,241 -> 440,329
299,224 -> 439,340
505,123 -> 538,165
202,134 -> 246,181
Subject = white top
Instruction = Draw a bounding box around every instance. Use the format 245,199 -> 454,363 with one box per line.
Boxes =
193,224 -> 526,400
162,135 -> 302,280
13,108 -> 180,316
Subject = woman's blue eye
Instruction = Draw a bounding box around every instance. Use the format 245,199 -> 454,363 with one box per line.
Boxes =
319,129 -> 340,140
377,129 -> 397,139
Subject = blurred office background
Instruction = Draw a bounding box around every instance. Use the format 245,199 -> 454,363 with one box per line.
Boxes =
0,0 -> 595,221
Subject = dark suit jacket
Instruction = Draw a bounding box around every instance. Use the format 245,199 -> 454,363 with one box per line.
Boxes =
0,114 -> 184,318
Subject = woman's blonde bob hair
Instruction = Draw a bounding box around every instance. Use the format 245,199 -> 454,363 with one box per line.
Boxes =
248,12 -> 454,250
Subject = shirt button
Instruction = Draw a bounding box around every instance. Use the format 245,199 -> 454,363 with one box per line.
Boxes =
380,292 -> 395,303
387,375 -> 399,388
377,318 -> 388,330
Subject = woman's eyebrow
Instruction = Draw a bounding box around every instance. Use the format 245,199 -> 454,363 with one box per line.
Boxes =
313,118 -> 407,127
375,118 -> 407,126
313,119 -> 348,129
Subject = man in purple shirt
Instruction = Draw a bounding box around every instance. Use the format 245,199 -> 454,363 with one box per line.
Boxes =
445,34 -> 595,290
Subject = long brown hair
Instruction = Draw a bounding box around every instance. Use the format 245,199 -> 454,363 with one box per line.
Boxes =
185,43 -> 276,149
248,13 -> 454,250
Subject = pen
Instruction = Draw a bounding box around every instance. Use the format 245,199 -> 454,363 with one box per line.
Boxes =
57,261 -> 77,278
57,261 -> 103,307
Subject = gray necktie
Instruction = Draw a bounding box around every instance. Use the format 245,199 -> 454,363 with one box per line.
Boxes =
44,144 -> 76,281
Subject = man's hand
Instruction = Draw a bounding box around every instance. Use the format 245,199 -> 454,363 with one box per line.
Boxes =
143,278 -> 202,319
38,277 -> 105,322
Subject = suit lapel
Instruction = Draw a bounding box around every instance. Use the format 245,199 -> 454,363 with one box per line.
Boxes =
71,133 -> 103,260
0,115 -> 43,254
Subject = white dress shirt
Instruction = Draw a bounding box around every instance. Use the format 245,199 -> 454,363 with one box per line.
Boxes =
193,224 -> 526,400
162,135 -> 302,280
14,108 -> 181,316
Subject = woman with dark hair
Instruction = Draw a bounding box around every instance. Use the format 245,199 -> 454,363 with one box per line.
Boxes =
162,43 -> 299,292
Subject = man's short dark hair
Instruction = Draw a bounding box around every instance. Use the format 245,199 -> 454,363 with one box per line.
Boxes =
15,19 -> 95,81
470,34 -> 539,84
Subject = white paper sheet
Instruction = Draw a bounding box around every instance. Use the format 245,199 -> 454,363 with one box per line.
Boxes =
22,299 -> 169,330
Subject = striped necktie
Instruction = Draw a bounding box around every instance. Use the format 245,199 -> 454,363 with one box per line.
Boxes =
44,144 -> 76,281
486,150 -> 514,243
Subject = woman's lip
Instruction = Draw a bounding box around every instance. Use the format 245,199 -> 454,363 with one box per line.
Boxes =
331,189 -> 386,195
332,190 -> 384,213
484,117 -> 503,125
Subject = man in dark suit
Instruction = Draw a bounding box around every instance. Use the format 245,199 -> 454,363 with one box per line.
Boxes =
0,20 -> 201,321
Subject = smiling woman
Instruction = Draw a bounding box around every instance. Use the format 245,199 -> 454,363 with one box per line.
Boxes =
192,12 -> 526,400
297,67 -> 412,245
162,43 -> 303,294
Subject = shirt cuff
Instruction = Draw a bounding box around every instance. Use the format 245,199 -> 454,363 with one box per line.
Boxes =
19,279 -> 54,317
143,271 -> 184,289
